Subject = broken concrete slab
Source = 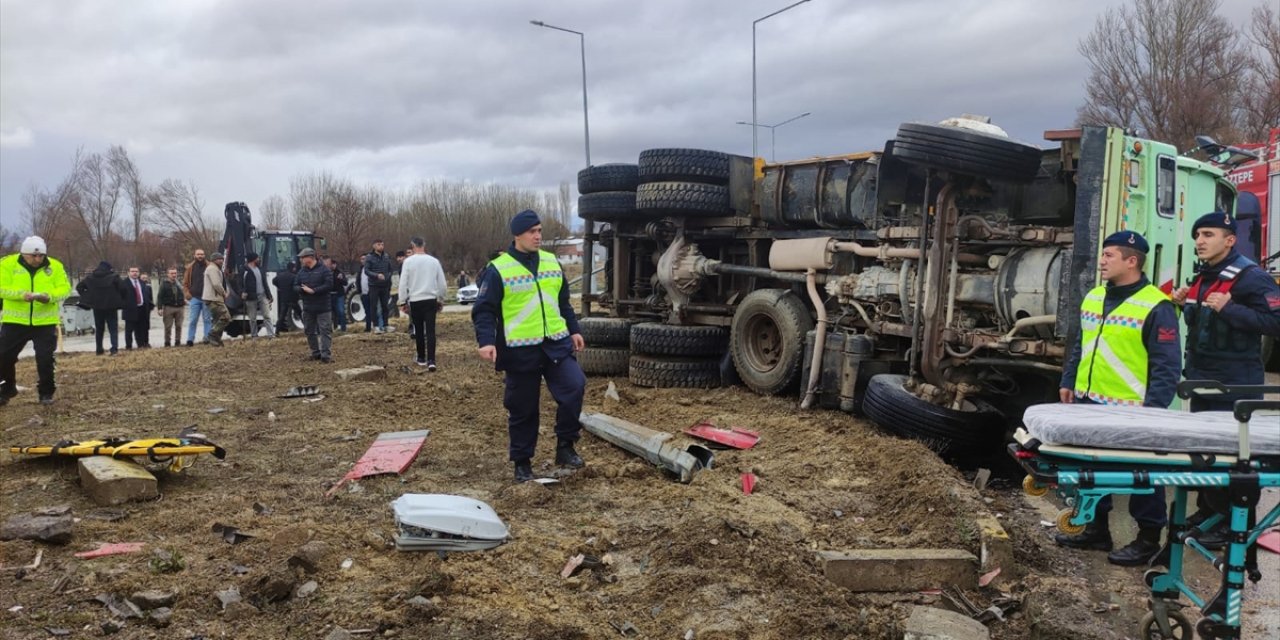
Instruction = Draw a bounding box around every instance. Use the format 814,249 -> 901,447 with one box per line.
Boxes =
129,590 -> 176,610
903,605 -> 990,640
288,540 -> 330,574
78,457 -> 158,506
0,513 -> 73,545
817,549 -> 977,592
334,365 -> 386,382
975,513 -> 1013,575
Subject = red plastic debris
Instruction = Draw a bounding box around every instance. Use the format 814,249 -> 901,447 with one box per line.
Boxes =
978,567 -> 1001,587
741,472 -> 757,495
74,542 -> 145,559
326,430 -> 430,497
1259,531 -> 1280,555
684,421 -> 760,449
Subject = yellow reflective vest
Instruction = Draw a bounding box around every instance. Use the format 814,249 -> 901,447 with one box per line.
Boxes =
490,251 -> 569,347
1073,284 -> 1167,406
0,254 -> 71,327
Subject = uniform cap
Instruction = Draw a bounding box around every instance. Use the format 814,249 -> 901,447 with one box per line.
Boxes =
1102,230 -> 1149,254
1191,211 -> 1236,236
20,236 -> 47,254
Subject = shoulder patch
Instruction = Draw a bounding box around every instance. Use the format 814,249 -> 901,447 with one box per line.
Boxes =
1157,327 -> 1177,342
1267,293 -> 1280,310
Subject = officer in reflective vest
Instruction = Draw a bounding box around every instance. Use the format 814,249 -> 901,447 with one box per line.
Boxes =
472,210 -> 586,483
0,236 -> 71,407
1055,231 -> 1182,566
1169,211 -> 1280,548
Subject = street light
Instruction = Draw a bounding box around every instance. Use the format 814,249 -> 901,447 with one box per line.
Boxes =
530,20 -> 590,166
736,112 -> 811,161
753,0 -> 811,160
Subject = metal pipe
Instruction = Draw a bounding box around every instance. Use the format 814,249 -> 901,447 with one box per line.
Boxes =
800,268 -> 827,410
945,343 -> 982,358
849,299 -> 874,327
944,245 -> 959,327
831,241 -> 986,266
954,358 -> 1063,374
909,172 -> 930,378
1002,314 -> 1057,340
707,261 -> 831,284
579,412 -> 713,483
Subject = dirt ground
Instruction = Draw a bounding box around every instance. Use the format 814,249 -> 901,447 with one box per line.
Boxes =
0,313 -> 1222,639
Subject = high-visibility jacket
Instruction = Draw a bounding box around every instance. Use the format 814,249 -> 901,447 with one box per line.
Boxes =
1074,283 -> 1168,405
490,250 -> 568,348
0,253 -> 71,326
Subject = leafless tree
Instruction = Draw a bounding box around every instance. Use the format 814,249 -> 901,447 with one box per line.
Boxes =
68,150 -> 131,261
0,224 -> 20,255
1237,4 -> 1280,140
108,145 -> 145,242
147,179 -> 219,253
258,194 -> 290,230
290,171 -> 377,265
1077,0 -> 1250,148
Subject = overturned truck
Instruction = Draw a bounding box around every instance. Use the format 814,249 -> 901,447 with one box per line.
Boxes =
578,117 -> 1237,463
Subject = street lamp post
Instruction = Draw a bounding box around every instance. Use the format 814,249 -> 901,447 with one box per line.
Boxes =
736,111 -> 811,161
753,0 -> 811,159
530,20 -> 590,166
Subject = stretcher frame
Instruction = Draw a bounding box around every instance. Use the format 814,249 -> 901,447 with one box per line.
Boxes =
1010,381 -> 1280,640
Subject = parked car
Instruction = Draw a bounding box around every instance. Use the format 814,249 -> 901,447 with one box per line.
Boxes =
456,284 -> 479,305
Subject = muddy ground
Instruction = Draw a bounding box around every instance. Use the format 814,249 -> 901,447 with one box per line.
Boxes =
0,313 -> 1234,639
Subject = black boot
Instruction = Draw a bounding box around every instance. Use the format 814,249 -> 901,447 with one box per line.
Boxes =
514,460 -> 534,483
555,440 -> 584,468
1108,527 -> 1163,566
1055,520 -> 1113,551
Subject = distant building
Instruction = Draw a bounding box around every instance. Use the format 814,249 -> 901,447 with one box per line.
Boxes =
545,238 -> 589,265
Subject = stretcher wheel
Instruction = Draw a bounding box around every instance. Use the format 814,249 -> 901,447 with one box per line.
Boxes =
1138,610 -> 1192,639
1142,569 -> 1166,589
1056,509 -> 1085,535
1022,475 -> 1049,497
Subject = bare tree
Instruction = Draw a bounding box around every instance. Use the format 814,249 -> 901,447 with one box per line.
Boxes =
258,194 -> 290,230
108,145 -> 145,242
558,180 -> 573,231
290,172 -> 377,265
1077,0 -> 1250,148
68,150 -> 130,261
1238,4 -> 1280,140
147,179 -> 219,253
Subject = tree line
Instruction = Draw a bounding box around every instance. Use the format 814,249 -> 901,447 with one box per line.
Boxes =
20,146 -> 574,278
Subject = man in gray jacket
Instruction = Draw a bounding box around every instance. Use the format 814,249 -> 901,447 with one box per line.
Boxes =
203,253 -> 231,346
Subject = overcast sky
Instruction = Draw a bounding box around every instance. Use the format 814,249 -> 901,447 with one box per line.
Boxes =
0,0 -> 1264,233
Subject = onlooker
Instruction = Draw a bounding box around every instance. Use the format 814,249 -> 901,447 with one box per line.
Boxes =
472,210 -> 587,483
273,261 -> 299,334
76,260 -> 127,356
365,240 -> 393,332
391,250 -> 406,319
241,252 -> 275,338
202,253 -> 231,346
399,236 -> 448,369
157,267 -> 185,347
122,266 -> 151,350
295,248 -> 334,363
139,273 -> 154,347
457,270 -> 470,288
183,249 -> 213,346
357,254 -> 373,332
0,236 -> 70,406
324,256 -> 348,332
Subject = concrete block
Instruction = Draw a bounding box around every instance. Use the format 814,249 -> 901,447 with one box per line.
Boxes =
975,513 -> 1014,575
334,365 -> 386,382
78,457 -> 158,506
817,548 -> 977,592
903,606 -> 990,640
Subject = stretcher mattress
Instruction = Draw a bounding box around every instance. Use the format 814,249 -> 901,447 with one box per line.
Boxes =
1022,404 -> 1280,456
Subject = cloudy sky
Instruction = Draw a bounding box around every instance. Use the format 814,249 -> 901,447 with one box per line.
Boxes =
0,0 -> 1264,232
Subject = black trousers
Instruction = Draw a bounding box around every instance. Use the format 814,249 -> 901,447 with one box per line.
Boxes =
409,299 -> 439,362
125,308 -> 149,348
93,309 -> 119,354
0,323 -> 57,397
276,297 -> 298,333
503,353 -> 586,462
370,287 -> 391,329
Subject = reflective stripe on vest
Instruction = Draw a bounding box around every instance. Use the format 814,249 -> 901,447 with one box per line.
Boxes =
491,251 -> 568,348
1074,284 -> 1167,406
0,254 -> 70,327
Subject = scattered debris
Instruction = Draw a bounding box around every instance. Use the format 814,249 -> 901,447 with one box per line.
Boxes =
609,620 -> 640,636
26,415 -> 44,427
207,407 -> 227,414
391,494 -> 509,552
683,421 -> 761,449
93,593 -> 143,619
78,457 -> 159,505
340,558 -> 354,571
334,365 -> 387,382
288,541 -> 330,574
211,522 -> 256,545
82,509 -> 128,522
978,567 -> 1001,588
325,627 -> 355,640
268,411 -> 277,423
253,501 -> 272,515
1,548 -> 42,573
560,553 -> 603,578
33,505 -> 70,517
148,607 -> 173,627
303,395 -> 326,403
579,412 -> 714,483
1259,530 -> 1279,554
75,542 -> 146,559
43,628 -> 71,637
129,590 -> 176,610
296,580 -> 318,598
215,586 -> 242,610
326,429 -> 430,497
405,595 -> 441,620
0,512 -> 73,544
280,385 -> 321,398
973,468 -> 991,491
741,473 -> 757,495
604,381 -> 621,402
903,605 -> 991,640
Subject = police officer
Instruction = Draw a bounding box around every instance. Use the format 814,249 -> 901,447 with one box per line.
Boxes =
0,236 -> 71,406
472,210 -> 586,483
1055,231 -> 1182,566
1170,211 -> 1280,546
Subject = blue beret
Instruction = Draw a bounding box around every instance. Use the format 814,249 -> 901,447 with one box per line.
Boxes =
510,209 -> 541,236
1191,211 -> 1236,236
1102,230 -> 1149,254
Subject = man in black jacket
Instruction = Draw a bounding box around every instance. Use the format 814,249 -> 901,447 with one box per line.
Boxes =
157,267 -> 185,347
240,252 -> 274,339
121,266 -> 151,350
76,261 -> 128,356
294,248 -> 334,363
273,262 -> 299,334
364,239 -> 393,333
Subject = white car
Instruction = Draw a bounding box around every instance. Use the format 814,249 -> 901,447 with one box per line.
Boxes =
457,284 -> 479,305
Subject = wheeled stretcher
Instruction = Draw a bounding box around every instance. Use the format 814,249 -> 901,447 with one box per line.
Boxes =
1009,381 -> 1280,640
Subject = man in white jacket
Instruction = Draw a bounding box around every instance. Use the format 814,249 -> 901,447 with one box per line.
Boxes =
398,236 -> 448,370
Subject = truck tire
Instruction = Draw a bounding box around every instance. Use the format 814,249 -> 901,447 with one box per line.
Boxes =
580,317 -> 633,347
578,164 -> 639,194
861,374 -> 1006,463
630,323 -> 728,357
578,191 -> 637,220
892,122 -> 1042,184
578,347 -> 630,376
628,355 -> 721,388
638,148 -> 731,185
636,182 -> 730,216
730,289 -> 815,395
346,289 -> 367,324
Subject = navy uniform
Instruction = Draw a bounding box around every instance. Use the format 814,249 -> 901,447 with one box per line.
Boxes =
472,210 -> 586,483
